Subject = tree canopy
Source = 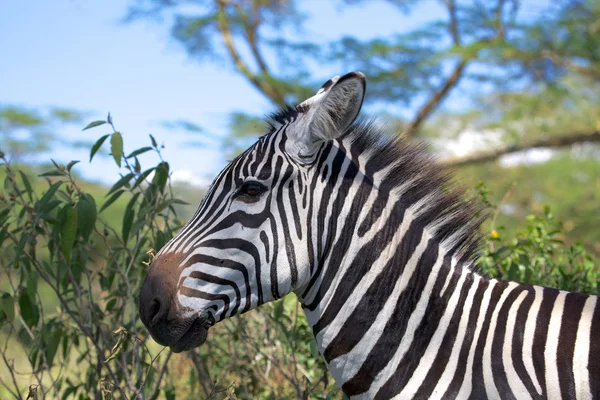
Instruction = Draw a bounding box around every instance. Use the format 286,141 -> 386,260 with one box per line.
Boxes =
127,0 -> 600,252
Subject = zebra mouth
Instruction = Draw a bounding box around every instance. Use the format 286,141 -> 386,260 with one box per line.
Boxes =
170,317 -> 211,353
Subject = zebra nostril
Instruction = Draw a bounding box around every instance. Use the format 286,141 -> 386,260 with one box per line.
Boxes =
147,296 -> 169,326
149,299 -> 161,323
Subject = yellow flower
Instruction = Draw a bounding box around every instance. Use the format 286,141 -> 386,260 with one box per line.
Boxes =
491,230 -> 499,239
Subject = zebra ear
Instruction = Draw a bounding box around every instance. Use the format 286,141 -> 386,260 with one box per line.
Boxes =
286,71 -> 366,164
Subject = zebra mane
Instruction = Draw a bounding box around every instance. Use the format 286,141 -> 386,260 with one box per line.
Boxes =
265,104 -> 308,129
265,107 -> 487,267
346,118 -> 487,266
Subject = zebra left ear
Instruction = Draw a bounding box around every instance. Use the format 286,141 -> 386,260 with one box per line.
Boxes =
286,71 -> 366,164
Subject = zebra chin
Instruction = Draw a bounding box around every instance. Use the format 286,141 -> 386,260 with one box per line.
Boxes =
147,315 -> 211,354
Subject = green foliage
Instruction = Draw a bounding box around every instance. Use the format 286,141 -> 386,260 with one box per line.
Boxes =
0,117 -> 186,399
0,118 -> 336,399
475,184 -> 599,295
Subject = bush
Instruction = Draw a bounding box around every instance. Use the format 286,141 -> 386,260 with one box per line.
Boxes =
475,183 -> 599,295
0,119 -> 597,399
0,116 -> 335,399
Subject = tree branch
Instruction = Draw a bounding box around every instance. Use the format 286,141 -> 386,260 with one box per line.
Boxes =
402,58 -> 468,138
216,0 -> 286,106
442,130 -> 600,167
234,2 -> 270,75
442,0 -> 460,45
403,0 -> 511,139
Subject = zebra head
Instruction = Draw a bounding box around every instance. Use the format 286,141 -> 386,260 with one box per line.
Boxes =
138,72 -> 366,352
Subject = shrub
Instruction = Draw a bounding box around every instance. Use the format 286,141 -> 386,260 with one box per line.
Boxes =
0,116 -> 334,399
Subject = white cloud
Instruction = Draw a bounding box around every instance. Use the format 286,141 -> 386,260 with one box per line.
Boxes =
171,169 -> 212,187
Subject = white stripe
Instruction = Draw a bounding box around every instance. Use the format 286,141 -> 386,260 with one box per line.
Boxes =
573,295 -> 596,400
523,286 -> 544,395
455,279 -> 498,398
545,291 -> 566,400
483,282 -> 518,399
395,270 -> 470,399
502,289 -> 532,399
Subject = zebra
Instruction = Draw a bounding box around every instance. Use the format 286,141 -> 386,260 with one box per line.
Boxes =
138,72 -> 599,399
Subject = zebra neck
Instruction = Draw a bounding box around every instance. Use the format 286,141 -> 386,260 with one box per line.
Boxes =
295,158 -> 484,393
302,225 -> 481,393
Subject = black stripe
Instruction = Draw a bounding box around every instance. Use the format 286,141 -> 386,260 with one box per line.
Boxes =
193,238 -> 264,306
588,299 -> 600,400
490,286 -> 522,400
183,254 -> 251,314
467,280 -> 506,399
557,292 -> 586,399
260,230 -> 270,263
186,270 -> 240,316
531,287 -> 559,396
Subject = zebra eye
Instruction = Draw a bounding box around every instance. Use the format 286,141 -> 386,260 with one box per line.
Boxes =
239,181 -> 265,197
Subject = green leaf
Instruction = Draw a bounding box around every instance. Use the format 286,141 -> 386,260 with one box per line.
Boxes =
77,194 -> 97,241
149,134 -> 157,148
19,171 -> 34,201
39,170 -> 64,177
44,326 -> 62,367
0,227 -> 7,248
155,198 -> 189,214
27,269 -> 39,302
60,204 -> 78,265
152,162 -> 170,193
89,134 -> 110,162
18,291 -> 39,327
66,160 -> 80,172
110,132 -> 124,167
105,298 -> 117,312
36,181 -> 63,212
126,146 -> 153,159
133,167 -> 156,189
0,293 -> 15,322
99,189 -> 125,214
134,156 -> 141,173
0,208 -> 10,224
107,173 -> 135,196
122,195 -> 137,245
82,120 -> 106,131
61,385 -> 80,400
164,383 -> 176,400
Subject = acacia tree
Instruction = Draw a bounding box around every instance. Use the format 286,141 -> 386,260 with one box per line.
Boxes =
127,0 -> 599,154
127,0 -> 600,252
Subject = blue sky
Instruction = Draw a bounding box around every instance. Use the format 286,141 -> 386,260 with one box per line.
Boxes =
0,0 -> 547,186
0,0 -> 450,186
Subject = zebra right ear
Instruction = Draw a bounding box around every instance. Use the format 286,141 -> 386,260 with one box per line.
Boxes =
285,72 -> 366,164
